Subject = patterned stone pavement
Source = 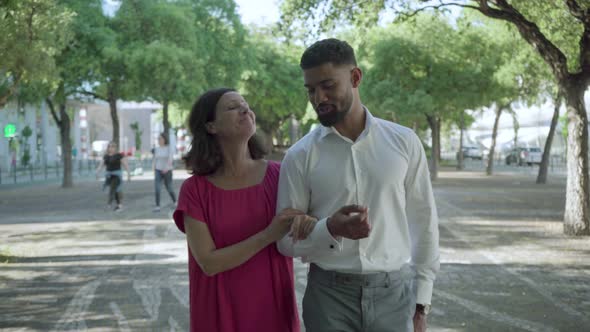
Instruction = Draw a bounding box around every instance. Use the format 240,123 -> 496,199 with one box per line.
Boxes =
0,169 -> 589,331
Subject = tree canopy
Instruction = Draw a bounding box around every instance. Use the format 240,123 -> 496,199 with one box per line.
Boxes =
0,0 -> 74,108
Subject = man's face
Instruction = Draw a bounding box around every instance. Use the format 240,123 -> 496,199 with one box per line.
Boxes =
303,62 -> 355,127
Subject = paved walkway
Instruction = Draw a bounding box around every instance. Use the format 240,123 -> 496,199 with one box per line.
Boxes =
0,169 -> 588,331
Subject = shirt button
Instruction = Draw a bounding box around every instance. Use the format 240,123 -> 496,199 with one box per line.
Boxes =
330,245 -> 335,249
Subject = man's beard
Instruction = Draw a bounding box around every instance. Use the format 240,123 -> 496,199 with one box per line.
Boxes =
316,92 -> 353,127
317,107 -> 349,127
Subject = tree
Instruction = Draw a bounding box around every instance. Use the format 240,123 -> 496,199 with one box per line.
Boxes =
77,16 -> 131,148
19,125 -> 32,166
469,15 -> 550,176
0,0 -> 73,109
239,28 -> 308,148
44,0 -> 106,188
359,14 -> 499,180
129,121 -> 142,158
280,0 -> 590,235
537,87 -> 563,184
118,0 -> 247,138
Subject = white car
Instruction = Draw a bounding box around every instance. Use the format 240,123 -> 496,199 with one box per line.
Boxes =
457,146 -> 483,160
505,147 -> 542,166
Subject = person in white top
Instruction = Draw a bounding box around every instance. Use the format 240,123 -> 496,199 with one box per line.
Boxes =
277,38 -> 439,332
153,133 -> 177,212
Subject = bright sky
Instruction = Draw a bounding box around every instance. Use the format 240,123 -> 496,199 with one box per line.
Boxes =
103,0 -> 281,24
234,0 -> 281,25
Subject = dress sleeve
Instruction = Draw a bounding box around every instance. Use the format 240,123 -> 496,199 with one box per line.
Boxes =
173,177 -> 206,233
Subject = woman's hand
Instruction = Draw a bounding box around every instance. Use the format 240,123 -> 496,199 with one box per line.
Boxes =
263,208 -> 306,242
290,215 -> 318,243
264,214 -> 296,242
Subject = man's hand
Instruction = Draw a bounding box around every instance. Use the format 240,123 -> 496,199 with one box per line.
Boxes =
413,310 -> 427,332
326,205 -> 370,239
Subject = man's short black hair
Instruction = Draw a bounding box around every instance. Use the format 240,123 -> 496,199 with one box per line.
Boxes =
300,38 -> 357,70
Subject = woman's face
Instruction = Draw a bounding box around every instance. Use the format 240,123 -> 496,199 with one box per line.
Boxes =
107,144 -> 117,154
158,136 -> 165,146
207,92 -> 256,140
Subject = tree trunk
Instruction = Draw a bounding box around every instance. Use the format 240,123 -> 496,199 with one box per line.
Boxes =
486,104 -> 505,176
163,99 -> 170,139
390,111 -> 398,123
47,91 -> 73,188
108,88 -> 120,147
511,111 -> 519,148
426,115 -> 439,181
536,89 -> 562,184
255,127 -> 273,152
436,118 -> 442,163
562,81 -> 590,236
457,111 -> 465,170
59,103 -> 73,188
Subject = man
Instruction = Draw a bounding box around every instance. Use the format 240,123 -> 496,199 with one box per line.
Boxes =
277,38 -> 440,332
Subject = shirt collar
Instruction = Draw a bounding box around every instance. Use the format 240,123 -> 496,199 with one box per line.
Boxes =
319,105 -> 375,140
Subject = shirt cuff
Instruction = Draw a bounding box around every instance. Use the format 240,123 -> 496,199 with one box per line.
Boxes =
415,279 -> 434,305
310,217 -> 342,252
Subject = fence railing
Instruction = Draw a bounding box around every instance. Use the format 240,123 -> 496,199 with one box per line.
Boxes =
0,158 -> 160,185
442,155 -> 568,174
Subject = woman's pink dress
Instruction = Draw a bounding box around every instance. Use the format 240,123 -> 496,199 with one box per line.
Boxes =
173,161 -> 300,332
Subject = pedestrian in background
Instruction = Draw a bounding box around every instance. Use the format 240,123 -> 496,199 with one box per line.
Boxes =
153,133 -> 176,212
96,141 -> 130,212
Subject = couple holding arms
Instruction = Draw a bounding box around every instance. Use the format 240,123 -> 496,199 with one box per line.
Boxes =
172,38 -> 439,332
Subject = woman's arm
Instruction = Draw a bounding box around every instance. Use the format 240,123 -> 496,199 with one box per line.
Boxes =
95,159 -> 105,177
167,147 -> 174,171
184,212 -> 294,276
121,156 -> 131,180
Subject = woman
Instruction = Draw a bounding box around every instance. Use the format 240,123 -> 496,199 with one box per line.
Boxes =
152,133 -> 176,212
95,141 -> 130,211
173,88 -> 313,332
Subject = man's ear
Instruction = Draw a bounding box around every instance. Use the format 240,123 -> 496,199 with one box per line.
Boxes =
351,67 -> 362,88
205,122 -> 216,134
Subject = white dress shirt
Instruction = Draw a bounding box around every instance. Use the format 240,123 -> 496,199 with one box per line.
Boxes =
277,108 -> 440,305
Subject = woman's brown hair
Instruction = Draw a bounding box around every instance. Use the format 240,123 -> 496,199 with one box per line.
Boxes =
184,88 -> 267,175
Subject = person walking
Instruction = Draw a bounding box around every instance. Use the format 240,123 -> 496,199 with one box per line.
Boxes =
173,88 -> 306,332
153,133 -> 176,212
95,141 -> 131,212
277,38 -> 440,332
